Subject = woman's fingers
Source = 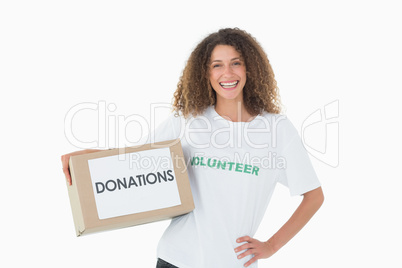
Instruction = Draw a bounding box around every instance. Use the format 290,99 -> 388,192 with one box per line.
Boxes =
235,236 -> 275,266
244,255 -> 259,267
234,236 -> 255,253
61,149 -> 102,186
61,154 -> 72,185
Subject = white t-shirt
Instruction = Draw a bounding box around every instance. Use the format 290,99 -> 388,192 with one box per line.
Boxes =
149,106 -> 320,268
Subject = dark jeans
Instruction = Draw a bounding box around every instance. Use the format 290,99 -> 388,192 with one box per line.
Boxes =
156,258 -> 179,268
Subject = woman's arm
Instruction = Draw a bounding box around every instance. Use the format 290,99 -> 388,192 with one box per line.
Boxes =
235,186 -> 324,267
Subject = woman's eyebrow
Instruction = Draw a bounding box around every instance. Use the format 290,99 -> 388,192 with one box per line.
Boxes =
210,57 -> 242,63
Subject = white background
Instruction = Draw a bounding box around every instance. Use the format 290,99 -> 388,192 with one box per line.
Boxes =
1,0 -> 401,267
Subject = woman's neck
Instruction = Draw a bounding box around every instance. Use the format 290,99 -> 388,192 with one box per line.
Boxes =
214,100 -> 255,122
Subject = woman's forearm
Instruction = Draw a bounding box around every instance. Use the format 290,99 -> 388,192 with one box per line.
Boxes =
267,187 -> 324,253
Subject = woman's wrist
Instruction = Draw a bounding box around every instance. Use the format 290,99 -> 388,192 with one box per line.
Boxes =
265,236 -> 281,254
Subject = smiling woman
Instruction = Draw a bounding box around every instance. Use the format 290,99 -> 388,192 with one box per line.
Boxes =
154,28 -> 324,268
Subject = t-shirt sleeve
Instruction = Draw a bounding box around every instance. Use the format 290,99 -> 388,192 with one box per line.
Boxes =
276,119 -> 321,196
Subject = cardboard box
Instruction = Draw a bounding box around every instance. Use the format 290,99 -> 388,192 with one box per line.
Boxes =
67,139 -> 194,236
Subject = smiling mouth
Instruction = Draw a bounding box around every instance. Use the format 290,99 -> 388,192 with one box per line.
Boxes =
219,80 -> 239,89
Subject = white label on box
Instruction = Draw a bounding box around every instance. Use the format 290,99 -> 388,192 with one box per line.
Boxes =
88,147 -> 181,219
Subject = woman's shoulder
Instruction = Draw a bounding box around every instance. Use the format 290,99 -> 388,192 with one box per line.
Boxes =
259,112 -> 299,145
259,112 -> 294,129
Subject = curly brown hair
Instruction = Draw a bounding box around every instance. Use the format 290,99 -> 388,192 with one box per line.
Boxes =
172,27 -> 282,118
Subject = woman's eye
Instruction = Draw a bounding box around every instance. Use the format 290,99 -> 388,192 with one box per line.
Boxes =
233,61 -> 241,66
213,64 -> 221,68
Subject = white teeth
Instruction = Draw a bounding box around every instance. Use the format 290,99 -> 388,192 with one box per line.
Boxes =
219,81 -> 238,87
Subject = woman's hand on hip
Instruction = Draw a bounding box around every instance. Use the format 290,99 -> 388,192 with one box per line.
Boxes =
234,236 -> 276,267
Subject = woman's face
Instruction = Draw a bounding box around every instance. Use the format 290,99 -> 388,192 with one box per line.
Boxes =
209,45 -> 247,104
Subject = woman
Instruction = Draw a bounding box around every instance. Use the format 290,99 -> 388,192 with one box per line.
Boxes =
62,28 -> 324,268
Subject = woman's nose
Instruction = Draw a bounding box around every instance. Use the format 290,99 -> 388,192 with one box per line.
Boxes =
222,65 -> 233,76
